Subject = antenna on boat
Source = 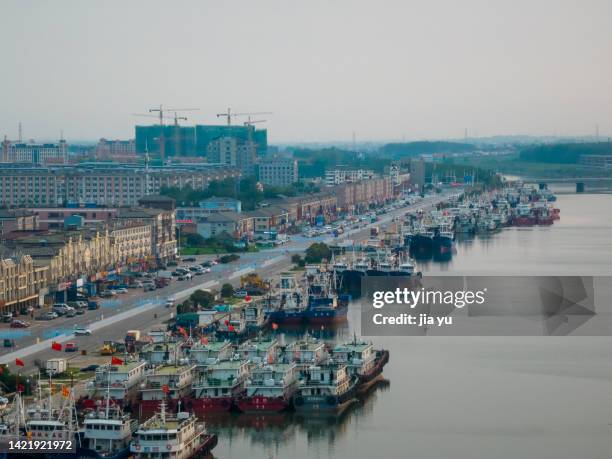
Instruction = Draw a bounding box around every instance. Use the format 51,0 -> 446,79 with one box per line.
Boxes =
160,397 -> 167,425
105,362 -> 111,419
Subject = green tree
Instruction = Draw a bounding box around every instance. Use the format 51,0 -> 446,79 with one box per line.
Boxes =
291,254 -> 303,264
220,283 -> 234,298
305,243 -> 331,263
190,290 -> 215,309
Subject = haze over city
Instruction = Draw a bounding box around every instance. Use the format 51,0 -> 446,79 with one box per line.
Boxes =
1,0 -> 611,143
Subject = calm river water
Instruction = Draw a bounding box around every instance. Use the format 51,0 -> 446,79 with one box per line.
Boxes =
212,190 -> 612,459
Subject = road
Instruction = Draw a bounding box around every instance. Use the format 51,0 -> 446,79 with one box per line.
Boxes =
0,190 -> 460,375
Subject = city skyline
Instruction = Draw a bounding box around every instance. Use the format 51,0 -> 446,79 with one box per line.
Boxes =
1,0 -> 611,142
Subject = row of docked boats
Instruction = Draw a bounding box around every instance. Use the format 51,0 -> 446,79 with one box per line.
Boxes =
401,182 -> 559,259
77,334 -> 388,422
0,384 -> 217,459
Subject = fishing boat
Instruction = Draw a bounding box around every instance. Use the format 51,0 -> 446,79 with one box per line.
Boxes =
332,338 -> 390,393
130,401 -> 217,458
292,364 -> 359,414
79,405 -> 138,459
236,362 -> 299,413
190,358 -> 249,414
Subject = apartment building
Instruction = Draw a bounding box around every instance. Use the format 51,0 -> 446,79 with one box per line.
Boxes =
95,138 -> 136,162
1,139 -> 68,165
207,136 -> 257,175
258,158 -> 299,186
0,255 -> 47,314
325,167 -> 374,186
0,163 -> 240,207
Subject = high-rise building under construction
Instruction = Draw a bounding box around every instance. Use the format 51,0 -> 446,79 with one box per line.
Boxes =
134,124 -> 267,159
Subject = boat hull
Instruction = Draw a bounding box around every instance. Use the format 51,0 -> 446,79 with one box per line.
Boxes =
236,395 -> 290,413
190,396 -> 234,414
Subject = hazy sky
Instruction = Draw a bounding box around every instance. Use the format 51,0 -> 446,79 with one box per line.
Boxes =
1,0 -> 611,143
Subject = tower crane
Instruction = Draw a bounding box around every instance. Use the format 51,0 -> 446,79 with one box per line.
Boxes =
216,108 -> 272,126
133,105 -> 199,161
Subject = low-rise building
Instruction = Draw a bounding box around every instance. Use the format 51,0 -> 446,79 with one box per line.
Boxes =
196,212 -> 254,240
198,197 -> 242,213
0,209 -> 39,237
246,206 -> 290,234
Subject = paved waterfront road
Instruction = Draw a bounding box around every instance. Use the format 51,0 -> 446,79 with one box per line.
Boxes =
0,191 -> 460,374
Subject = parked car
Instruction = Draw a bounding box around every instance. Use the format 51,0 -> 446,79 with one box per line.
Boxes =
52,303 -> 74,316
2,312 -> 13,323
143,282 -> 156,291
75,308 -> 85,315
80,364 -> 99,372
73,326 -> 92,336
234,290 -> 248,298
10,319 -> 31,328
115,288 -> 128,294
64,342 -> 78,352
99,290 -> 115,298
167,260 -> 178,267
200,261 -> 212,268
38,311 -> 58,320
66,309 -> 76,318
182,256 -> 197,262
87,301 -> 99,310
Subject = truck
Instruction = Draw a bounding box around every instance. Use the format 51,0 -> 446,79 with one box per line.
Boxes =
46,358 -> 67,375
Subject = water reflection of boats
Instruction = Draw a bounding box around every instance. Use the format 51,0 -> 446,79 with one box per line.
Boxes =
198,378 -> 389,450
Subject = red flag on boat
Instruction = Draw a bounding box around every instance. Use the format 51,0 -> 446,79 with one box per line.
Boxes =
15,358 -> 25,367
111,356 -> 124,365
16,384 -> 25,393
228,324 -> 235,332
51,341 -> 62,351
271,323 -> 278,330
200,336 -> 208,345
224,319 -> 229,325
244,295 -> 252,302
162,384 -> 170,394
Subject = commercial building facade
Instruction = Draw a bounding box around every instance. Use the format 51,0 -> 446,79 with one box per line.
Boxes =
335,177 -> 393,212
0,255 -> 47,314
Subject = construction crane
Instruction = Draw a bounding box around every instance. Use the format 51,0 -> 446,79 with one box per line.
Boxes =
134,105 -> 199,161
216,108 -> 272,126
